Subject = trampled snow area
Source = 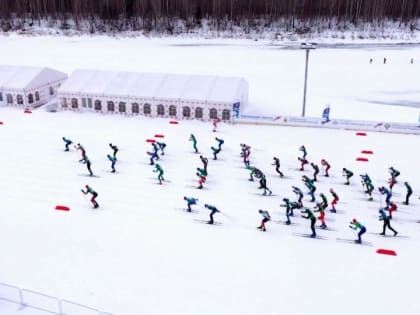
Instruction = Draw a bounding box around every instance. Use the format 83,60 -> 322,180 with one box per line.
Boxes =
0,107 -> 420,315
0,36 -> 420,315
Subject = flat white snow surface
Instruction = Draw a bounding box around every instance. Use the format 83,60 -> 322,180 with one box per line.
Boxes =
0,35 -> 420,122
0,108 -> 419,315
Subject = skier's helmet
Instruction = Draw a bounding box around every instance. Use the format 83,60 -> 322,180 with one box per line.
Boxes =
352,218 -> 357,223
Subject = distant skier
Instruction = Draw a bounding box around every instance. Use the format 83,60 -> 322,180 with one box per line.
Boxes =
81,155 -> 94,176
81,184 -> 99,208
212,117 -> 221,132
311,162 -> 319,181
321,159 -> 330,177
76,143 -> 86,162
107,154 -> 117,173
147,150 -> 159,165
299,145 -> 307,159
298,157 -> 309,171
272,157 -> 284,177
153,163 -> 164,184
349,218 -> 366,244
156,141 -> 166,155
211,146 -> 221,160
242,147 -> 251,167
196,172 -> 206,189
189,134 -> 199,153
314,202 -> 327,229
403,181 -> 413,205
249,166 -> 264,182
386,201 -> 397,219
257,209 -> 271,232
378,208 -> 398,236
379,186 -> 392,207
361,174 -> 374,201
388,166 -> 400,191
329,188 -> 339,213
204,204 -> 220,224
292,186 -> 304,208
302,175 -> 316,202
282,198 -> 298,225
62,137 -> 73,151
184,196 -> 198,212
342,168 -> 354,185
258,175 -> 272,196
215,137 -> 224,151
109,143 -> 119,159
198,155 -> 208,176
301,208 -> 317,238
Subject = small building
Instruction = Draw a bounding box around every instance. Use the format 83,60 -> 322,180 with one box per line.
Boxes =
0,65 -> 68,108
57,69 -> 248,122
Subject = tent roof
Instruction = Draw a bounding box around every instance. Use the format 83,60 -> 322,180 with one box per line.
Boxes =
0,65 -> 67,90
59,69 -> 247,103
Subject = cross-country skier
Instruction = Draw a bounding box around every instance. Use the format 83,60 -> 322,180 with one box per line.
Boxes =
342,168 -> 354,185
361,174 -> 374,201
311,162 -> 320,181
211,146 -> 221,160
403,181 -> 413,205
215,137 -> 224,151
212,117 -> 221,132
153,163 -> 164,184
292,186 -> 304,208
272,157 -> 284,177
81,155 -> 93,176
301,208 -> 317,238
388,166 -> 400,191
321,159 -> 330,177
258,175 -> 272,195
257,209 -> 271,231
197,167 -> 207,177
109,143 -> 119,159
249,166 -> 264,182
386,201 -> 397,219
200,155 -> 208,172
379,186 -> 392,207
184,196 -> 198,212
76,143 -> 86,162
196,172 -> 206,189
156,141 -> 166,155
314,201 -> 327,229
349,218 -> 366,244
62,137 -> 73,151
298,157 -> 309,171
204,204 -> 219,224
299,145 -> 307,159
107,154 -> 117,173
281,198 -> 298,225
319,193 -> 328,210
81,184 -> 99,208
329,188 -> 339,212
378,209 -> 398,236
189,134 -> 198,153
302,175 -> 316,202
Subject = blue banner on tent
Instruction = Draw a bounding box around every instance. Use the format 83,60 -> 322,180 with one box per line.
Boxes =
232,102 -> 240,118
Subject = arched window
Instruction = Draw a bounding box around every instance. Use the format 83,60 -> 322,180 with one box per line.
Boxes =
35,91 -> 40,101
132,103 -> 139,114
71,98 -> 78,109
209,108 -> 218,119
143,103 -> 151,115
94,100 -> 102,111
169,105 -> 177,117
222,109 -> 230,120
107,101 -> 115,112
119,102 -> 126,113
6,94 -> 13,104
17,95 -> 23,105
28,94 -> 34,104
195,107 -> 203,119
157,104 -> 165,116
182,106 -> 191,118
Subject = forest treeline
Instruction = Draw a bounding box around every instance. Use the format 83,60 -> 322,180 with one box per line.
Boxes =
0,0 -> 419,32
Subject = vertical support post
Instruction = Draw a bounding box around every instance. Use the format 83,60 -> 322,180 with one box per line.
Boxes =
301,48 -> 310,117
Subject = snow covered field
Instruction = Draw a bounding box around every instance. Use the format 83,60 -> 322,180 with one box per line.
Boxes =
1,35 -> 420,315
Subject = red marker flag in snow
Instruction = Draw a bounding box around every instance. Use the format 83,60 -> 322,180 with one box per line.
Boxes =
146,139 -> 156,143
24,109 -> 32,114
0,121 -> 3,125
55,205 -> 70,211
376,249 -> 397,256
356,132 -> 367,136
169,120 -> 179,124
356,157 -> 369,162
361,150 -> 373,154
154,134 -> 164,138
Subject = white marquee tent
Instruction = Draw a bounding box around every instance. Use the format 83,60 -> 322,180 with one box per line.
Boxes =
58,69 -> 248,122
0,65 -> 67,108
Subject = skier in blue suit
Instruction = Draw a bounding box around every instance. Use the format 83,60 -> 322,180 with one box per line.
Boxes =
205,204 -> 220,224
62,137 -> 73,151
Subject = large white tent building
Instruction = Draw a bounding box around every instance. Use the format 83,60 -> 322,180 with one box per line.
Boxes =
0,65 -> 67,108
57,69 -> 248,122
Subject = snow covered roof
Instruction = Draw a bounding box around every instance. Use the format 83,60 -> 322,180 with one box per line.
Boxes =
0,65 -> 67,90
59,69 -> 247,103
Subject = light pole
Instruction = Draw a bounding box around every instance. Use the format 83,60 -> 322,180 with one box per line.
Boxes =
300,42 -> 317,117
